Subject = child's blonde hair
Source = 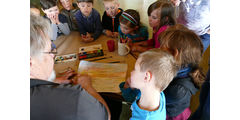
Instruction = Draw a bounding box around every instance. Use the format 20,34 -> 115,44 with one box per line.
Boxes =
138,49 -> 179,91
159,24 -> 205,87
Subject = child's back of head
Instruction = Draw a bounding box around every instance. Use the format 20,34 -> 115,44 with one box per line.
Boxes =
138,49 -> 179,91
159,24 -> 205,87
40,0 -> 57,10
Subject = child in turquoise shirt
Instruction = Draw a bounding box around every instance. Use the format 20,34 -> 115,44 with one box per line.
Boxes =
126,49 -> 178,120
118,9 -> 148,45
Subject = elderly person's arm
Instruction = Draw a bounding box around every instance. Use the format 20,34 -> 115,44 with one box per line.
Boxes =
75,74 -> 111,120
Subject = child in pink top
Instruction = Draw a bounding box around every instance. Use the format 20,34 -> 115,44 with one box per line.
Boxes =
130,1 -> 176,52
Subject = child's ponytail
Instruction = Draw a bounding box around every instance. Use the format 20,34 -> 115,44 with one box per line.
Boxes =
189,65 -> 206,88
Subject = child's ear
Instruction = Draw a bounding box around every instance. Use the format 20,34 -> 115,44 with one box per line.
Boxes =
173,49 -> 179,60
144,71 -> 152,83
116,2 -> 120,8
30,57 -> 32,67
165,16 -> 169,22
76,2 -> 80,8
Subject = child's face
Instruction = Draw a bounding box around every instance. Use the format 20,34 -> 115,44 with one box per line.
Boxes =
148,9 -> 160,28
42,6 -> 59,16
103,1 -> 119,17
60,0 -> 72,10
171,0 -> 181,6
77,2 -> 93,17
120,23 -> 135,35
130,58 -> 146,89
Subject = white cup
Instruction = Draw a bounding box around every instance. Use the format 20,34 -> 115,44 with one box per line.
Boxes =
118,41 -> 130,56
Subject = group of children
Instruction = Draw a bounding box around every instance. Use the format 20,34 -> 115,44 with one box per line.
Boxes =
31,0 -> 178,52
30,0 -> 209,119
120,24 -> 206,120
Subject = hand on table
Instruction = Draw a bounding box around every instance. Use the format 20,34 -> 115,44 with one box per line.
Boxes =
105,30 -> 113,37
112,32 -> 119,38
54,69 -> 77,84
81,32 -> 94,43
74,74 -> 92,89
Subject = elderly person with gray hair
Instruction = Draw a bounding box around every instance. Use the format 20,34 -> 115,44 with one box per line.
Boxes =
30,14 -> 110,120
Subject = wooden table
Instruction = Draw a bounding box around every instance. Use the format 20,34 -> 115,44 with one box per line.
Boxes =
53,31 -> 136,93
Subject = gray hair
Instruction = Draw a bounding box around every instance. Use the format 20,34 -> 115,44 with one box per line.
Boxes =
139,49 -> 179,91
30,13 -> 52,59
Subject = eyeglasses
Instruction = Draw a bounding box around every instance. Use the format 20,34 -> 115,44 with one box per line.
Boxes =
43,42 -> 58,57
43,47 -> 58,55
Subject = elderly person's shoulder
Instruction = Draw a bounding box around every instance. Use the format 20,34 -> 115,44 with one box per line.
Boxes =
30,78 -> 108,120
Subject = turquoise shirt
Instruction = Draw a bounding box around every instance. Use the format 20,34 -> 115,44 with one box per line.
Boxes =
118,25 -> 149,43
130,92 -> 166,120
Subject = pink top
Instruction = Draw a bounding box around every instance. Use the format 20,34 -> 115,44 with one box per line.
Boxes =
147,25 -> 168,48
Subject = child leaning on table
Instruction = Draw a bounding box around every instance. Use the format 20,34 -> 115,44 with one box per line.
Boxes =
59,0 -> 79,31
75,0 -> 103,42
131,1 -> 176,52
102,0 -> 123,38
40,0 -> 70,41
124,49 -> 178,120
118,9 -> 149,44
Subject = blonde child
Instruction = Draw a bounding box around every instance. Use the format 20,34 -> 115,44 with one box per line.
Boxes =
118,9 -> 149,44
102,0 -> 123,38
75,0 -> 103,42
59,0 -> 79,31
128,49 -> 178,120
30,3 -> 40,16
131,1 -> 176,52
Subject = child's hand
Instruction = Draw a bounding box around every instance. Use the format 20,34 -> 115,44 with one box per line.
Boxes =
123,77 -> 131,89
112,32 -> 119,38
83,37 -> 94,43
130,44 -> 139,52
128,39 -> 133,47
48,13 -> 57,24
82,33 -> 94,42
105,30 -> 113,37
55,13 -> 60,25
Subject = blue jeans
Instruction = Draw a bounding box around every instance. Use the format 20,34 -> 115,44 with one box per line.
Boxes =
200,33 -> 210,53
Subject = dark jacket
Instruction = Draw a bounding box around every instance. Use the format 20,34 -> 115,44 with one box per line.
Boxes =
60,3 -> 79,31
30,79 -> 108,120
102,8 -> 123,32
189,69 -> 210,120
164,76 -> 198,117
75,8 -> 103,40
